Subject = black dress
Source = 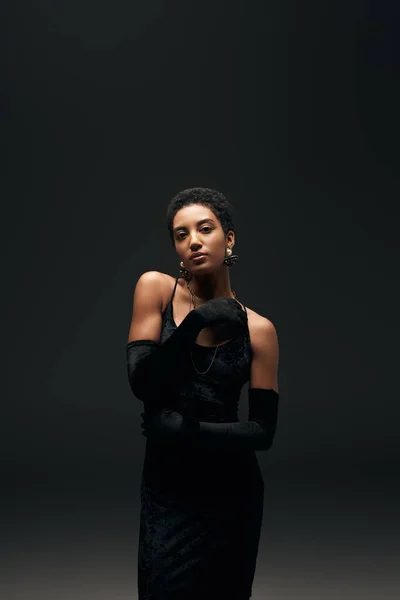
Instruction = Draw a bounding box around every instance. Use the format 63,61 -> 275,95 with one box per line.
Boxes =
138,277 -> 264,600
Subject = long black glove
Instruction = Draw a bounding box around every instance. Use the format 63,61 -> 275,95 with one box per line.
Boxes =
140,388 -> 279,451
126,297 -> 247,401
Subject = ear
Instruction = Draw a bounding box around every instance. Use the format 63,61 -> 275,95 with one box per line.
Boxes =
225,229 -> 235,244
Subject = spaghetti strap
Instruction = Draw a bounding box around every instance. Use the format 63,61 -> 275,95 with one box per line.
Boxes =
235,295 -> 247,315
170,277 -> 179,302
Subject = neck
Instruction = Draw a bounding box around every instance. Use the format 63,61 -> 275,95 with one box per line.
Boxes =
185,268 -> 234,302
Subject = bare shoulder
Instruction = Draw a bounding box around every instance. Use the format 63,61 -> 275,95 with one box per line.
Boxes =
134,270 -> 168,306
246,307 -> 279,390
245,307 -> 278,352
246,306 -> 276,330
137,270 -> 165,283
156,272 -> 181,312
147,272 -> 197,312
137,270 -> 164,291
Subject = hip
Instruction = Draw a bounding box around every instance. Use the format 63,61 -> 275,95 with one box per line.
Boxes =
142,440 -> 264,497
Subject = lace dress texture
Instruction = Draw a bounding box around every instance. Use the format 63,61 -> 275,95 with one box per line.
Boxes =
136,278 -> 264,600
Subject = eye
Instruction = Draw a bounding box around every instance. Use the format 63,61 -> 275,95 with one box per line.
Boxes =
176,226 -> 213,240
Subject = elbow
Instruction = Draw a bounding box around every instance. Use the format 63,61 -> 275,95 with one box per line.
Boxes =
127,375 -> 142,399
259,422 -> 278,451
128,371 -> 159,402
257,431 -> 275,451
257,440 -> 273,451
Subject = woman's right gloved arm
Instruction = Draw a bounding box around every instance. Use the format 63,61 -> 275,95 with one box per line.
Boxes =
126,308 -> 202,401
126,297 -> 246,402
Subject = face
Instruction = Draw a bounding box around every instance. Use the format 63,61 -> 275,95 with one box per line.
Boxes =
172,204 -> 234,271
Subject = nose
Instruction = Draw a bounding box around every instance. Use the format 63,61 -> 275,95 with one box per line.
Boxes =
189,235 -> 202,248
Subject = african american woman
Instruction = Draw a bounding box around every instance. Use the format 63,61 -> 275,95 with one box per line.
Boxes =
126,187 -> 280,600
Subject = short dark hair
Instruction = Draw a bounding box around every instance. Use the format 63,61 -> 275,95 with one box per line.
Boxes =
166,187 -> 235,247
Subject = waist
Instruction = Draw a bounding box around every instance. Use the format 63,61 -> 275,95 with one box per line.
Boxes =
143,439 -> 259,477
142,440 -> 262,496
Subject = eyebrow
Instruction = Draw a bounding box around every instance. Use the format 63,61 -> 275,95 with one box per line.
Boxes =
173,218 -> 215,233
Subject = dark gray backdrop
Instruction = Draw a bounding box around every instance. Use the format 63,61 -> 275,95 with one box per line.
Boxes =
4,1 -> 399,598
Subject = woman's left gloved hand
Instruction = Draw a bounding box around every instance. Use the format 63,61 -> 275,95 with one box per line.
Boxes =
140,410 -> 199,442
140,388 -> 279,450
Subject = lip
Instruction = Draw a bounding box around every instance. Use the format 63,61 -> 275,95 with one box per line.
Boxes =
190,253 -> 207,261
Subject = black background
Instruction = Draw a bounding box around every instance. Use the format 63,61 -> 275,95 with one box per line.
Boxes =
3,1 -> 400,598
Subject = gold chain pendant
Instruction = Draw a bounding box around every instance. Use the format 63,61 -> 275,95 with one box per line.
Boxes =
186,280 -> 238,375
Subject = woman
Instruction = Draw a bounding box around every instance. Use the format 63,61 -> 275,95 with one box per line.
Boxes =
126,187 -> 280,600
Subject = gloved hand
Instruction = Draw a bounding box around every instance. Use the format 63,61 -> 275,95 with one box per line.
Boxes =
139,388 -> 280,451
126,296 -> 247,401
140,410 -> 199,442
194,297 -> 248,330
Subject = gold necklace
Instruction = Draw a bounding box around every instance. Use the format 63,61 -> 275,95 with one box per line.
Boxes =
186,280 -> 238,375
